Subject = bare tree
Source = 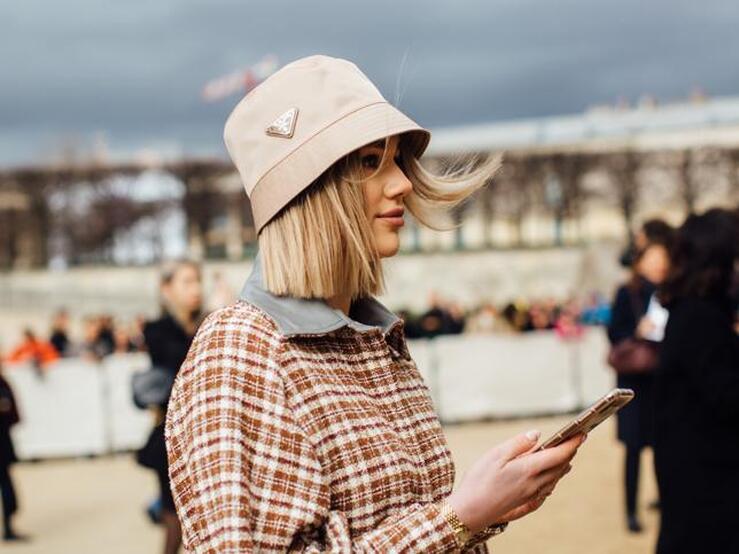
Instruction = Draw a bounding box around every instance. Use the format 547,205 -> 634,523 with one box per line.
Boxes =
606,150 -> 641,240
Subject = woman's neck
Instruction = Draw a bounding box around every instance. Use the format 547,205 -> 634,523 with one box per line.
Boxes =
325,293 -> 352,316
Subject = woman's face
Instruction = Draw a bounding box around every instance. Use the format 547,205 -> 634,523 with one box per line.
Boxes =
162,265 -> 203,315
357,135 -> 413,258
637,244 -> 670,285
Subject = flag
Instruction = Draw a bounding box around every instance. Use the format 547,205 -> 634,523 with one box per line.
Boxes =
201,54 -> 279,102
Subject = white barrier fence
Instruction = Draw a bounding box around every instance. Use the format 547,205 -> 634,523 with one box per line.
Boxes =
6,354 -> 154,460
409,330 -> 615,423
5,329 -> 615,460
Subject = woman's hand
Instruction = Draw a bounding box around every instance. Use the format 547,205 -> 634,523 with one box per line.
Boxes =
447,430 -> 586,533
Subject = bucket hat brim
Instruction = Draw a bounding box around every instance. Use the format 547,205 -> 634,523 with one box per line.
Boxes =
251,101 -> 430,232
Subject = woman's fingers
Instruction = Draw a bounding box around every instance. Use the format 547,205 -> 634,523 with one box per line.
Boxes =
457,431 -> 584,529
527,462 -> 572,499
500,463 -> 573,522
499,491 -> 550,522
497,430 -> 542,463
501,458 -> 576,522
523,434 -> 584,474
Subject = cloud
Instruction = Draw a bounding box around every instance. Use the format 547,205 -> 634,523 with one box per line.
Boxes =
1,0 -> 738,165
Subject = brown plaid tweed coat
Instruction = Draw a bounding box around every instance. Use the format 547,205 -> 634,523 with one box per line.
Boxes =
165,253 -> 499,552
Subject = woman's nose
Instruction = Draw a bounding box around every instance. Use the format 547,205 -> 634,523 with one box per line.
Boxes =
385,165 -> 412,199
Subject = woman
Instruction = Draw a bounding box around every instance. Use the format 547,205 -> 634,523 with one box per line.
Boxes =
0,361 -> 27,542
619,218 -> 674,268
139,260 -> 203,554
607,221 -> 673,533
653,208 -> 739,554
165,55 -> 585,553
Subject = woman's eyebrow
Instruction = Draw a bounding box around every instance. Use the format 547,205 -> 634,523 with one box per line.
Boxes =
361,139 -> 399,158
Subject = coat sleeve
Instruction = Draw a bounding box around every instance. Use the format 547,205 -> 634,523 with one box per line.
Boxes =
607,286 -> 636,345
164,320 -> 478,553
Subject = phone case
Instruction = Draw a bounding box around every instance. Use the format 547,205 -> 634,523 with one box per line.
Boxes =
534,388 -> 634,451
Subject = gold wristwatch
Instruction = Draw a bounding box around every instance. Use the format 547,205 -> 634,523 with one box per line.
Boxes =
440,501 -> 509,548
439,501 -> 471,546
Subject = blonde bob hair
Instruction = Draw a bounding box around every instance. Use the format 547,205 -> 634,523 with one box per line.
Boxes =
258,133 -> 500,301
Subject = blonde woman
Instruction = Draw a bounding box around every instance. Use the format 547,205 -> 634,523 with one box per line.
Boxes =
165,55 -> 586,553
139,259 -> 204,554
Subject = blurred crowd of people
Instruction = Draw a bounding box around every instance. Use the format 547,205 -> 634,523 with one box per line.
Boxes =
4,290 -> 613,372
2,271 -> 240,371
399,291 -> 610,340
2,312 -> 148,371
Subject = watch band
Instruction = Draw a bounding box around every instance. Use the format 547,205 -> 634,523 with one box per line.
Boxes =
439,501 -> 471,547
439,501 -> 509,549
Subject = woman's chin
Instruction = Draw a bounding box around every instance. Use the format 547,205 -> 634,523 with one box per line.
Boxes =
376,236 -> 400,259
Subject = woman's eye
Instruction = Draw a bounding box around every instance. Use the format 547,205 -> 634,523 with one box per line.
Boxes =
361,154 -> 381,169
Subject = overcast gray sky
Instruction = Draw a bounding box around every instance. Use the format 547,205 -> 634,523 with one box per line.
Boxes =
1,0 -> 738,166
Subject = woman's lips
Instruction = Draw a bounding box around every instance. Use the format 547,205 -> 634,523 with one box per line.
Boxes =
377,208 -> 405,227
379,216 -> 404,227
377,209 -> 405,227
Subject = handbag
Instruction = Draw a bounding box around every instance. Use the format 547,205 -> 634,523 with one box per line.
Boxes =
131,366 -> 175,410
607,338 -> 658,374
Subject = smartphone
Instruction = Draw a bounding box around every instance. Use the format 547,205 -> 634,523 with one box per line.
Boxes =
533,388 -> 634,451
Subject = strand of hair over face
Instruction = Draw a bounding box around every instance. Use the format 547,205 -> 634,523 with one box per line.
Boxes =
398,136 -> 502,232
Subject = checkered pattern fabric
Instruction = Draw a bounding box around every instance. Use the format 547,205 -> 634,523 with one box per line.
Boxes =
165,300 -> 496,552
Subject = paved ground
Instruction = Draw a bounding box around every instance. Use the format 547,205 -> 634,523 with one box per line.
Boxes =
4,415 -> 659,553
446,416 -> 659,554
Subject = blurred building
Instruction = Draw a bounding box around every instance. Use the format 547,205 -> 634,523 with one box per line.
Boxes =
1,94 -> 738,269
415,93 -> 739,251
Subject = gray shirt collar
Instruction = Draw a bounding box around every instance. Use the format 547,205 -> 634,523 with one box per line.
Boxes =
239,250 -> 402,338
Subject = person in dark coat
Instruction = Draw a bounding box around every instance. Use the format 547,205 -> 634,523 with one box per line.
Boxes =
418,291 -> 466,338
653,208 -> 739,554
0,362 -> 28,542
608,221 -> 673,533
137,259 -> 203,554
49,309 -> 71,357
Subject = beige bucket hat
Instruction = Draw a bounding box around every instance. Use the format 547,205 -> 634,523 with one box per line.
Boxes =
223,54 -> 431,233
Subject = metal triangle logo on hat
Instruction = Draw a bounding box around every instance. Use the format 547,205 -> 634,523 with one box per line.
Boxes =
266,107 -> 299,138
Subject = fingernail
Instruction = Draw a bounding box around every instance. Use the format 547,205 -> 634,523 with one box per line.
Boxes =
526,430 -> 541,442
581,434 -> 588,444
